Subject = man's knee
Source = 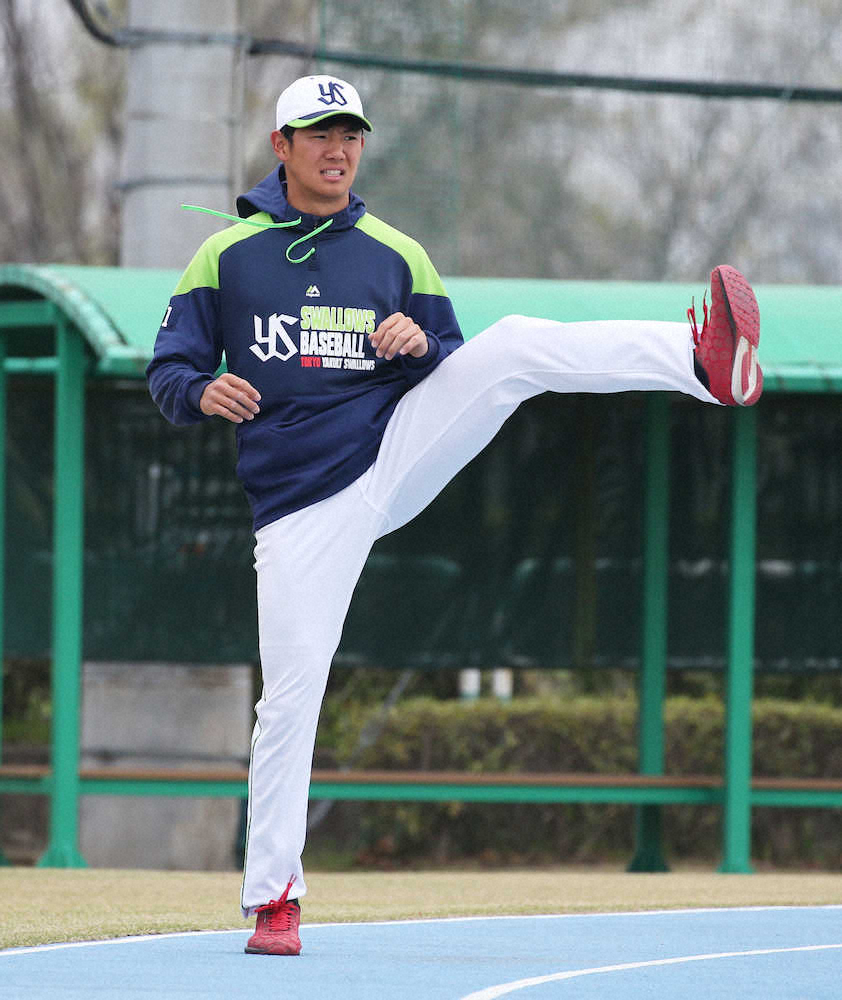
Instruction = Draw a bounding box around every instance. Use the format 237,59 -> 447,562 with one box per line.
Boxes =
481,314 -> 528,339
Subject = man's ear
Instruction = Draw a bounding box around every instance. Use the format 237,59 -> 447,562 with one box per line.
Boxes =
271,129 -> 290,162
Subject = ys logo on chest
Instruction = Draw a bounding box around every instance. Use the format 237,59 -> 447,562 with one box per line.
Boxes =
250,306 -> 378,372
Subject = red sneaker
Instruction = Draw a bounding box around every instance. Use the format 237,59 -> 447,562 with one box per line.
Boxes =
689,265 -> 763,406
245,879 -> 301,956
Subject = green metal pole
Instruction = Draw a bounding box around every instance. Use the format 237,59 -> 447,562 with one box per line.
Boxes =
628,393 -> 670,872
38,321 -> 87,868
0,339 -> 5,762
720,406 -> 757,873
0,339 -> 9,866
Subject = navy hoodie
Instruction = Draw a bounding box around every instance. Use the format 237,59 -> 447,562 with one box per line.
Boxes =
146,167 -> 464,531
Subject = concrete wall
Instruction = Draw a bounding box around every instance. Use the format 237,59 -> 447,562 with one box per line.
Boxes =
80,661 -> 252,870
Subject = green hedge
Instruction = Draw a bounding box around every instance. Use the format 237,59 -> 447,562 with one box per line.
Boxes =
311,696 -> 842,869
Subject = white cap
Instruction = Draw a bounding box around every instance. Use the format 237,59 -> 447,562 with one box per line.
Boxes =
275,75 -> 372,132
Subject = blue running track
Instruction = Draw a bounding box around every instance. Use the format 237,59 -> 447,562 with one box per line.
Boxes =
2,906 -> 840,999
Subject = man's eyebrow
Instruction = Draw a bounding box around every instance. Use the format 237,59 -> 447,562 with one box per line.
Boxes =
309,124 -> 361,133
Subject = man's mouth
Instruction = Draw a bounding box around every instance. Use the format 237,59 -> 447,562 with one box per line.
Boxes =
322,169 -> 344,178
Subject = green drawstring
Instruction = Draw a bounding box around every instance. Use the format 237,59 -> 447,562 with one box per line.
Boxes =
284,218 -> 334,263
181,204 -> 301,229
180,204 -> 334,264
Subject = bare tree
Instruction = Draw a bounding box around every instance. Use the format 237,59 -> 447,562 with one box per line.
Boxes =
237,0 -> 842,285
0,0 -> 124,265
1,0 -> 838,282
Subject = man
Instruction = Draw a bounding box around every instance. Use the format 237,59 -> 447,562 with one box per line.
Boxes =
146,74 -> 762,956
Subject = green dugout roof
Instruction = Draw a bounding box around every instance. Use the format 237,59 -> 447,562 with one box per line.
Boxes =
0,263 -> 839,390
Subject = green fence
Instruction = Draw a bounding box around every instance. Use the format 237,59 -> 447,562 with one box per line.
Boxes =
4,382 -> 842,672
1,264 -> 841,873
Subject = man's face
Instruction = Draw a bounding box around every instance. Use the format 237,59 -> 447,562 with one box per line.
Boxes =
272,118 -> 365,216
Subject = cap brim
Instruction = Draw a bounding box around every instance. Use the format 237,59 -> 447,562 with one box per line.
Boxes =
285,110 -> 372,131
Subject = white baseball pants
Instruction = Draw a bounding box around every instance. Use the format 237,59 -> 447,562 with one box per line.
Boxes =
241,313 -> 718,915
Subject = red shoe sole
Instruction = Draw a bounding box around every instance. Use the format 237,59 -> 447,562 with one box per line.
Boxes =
707,265 -> 763,406
244,945 -> 302,955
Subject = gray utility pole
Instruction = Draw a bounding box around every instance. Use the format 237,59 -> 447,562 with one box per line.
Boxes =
120,0 -> 242,268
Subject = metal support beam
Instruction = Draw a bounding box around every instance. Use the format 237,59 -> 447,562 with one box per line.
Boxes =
4,358 -> 61,375
629,393 -> 670,872
0,301 -> 56,328
720,406 -> 758,873
0,339 -> 8,865
38,321 -> 88,868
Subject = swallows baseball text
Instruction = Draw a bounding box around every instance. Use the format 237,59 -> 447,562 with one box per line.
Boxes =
250,305 -> 378,371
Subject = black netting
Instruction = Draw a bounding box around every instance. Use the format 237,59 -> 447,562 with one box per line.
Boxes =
6,379 -> 842,671
241,1 -> 841,284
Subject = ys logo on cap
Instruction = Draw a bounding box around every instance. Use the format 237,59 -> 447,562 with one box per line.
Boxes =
318,82 -> 348,107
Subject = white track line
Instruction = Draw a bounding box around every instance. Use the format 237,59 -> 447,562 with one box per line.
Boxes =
458,943 -> 842,1000
0,929 -> 244,956
3,906 -> 842,957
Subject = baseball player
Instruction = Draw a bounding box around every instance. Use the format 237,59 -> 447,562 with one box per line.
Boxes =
146,74 -> 762,956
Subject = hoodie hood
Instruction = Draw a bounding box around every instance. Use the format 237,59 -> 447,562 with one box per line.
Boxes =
180,165 -> 369,264
235,164 -> 367,233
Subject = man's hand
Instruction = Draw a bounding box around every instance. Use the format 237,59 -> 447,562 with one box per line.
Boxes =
200,372 -> 261,424
369,312 -> 428,361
